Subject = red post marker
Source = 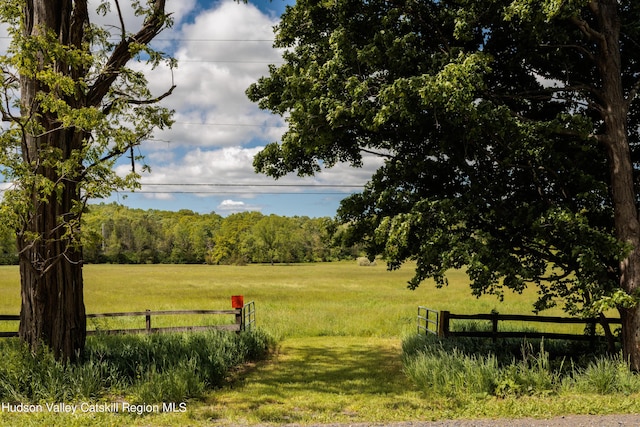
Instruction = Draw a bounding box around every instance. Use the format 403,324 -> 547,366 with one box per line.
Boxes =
231,295 -> 244,309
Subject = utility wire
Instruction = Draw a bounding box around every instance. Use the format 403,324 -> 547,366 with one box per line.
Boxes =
122,183 -> 365,194
0,36 -> 275,42
138,183 -> 362,187
159,122 -> 285,128
121,190 -> 357,195
178,59 -> 284,64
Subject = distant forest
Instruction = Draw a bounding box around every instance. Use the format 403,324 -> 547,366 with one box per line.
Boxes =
0,203 -> 362,265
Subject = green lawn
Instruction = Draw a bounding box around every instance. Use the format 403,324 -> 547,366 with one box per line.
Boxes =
0,262 -> 635,426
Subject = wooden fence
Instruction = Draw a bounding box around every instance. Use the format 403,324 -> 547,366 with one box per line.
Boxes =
0,301 -> 256,338
418,306 -> 620,344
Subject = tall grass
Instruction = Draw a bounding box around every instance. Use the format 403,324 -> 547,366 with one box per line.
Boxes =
0,329 -> 272,404
403,333 -> 640,400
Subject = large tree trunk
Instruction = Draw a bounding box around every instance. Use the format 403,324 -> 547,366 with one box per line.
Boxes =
17,127 -> 87,362
17,177 -> 86,361
609,123 -> 640,369
593,0 -> 640,369
13,0 -> 169,361
17,0 -> 87,362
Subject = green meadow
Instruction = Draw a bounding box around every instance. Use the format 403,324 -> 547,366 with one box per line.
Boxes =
0,262 -> 574,338
0,262 -> 638,426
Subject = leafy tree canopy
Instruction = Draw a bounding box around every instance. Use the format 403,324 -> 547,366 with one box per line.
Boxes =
248,0 -> 640,319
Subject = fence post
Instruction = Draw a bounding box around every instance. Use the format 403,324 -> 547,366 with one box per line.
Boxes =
236,308 -> 243,332
145,309 -> 151,333
491,311 -> 499,343
588,319 -> 597,351
438,310 -> 450,338
232,295 -> 244,333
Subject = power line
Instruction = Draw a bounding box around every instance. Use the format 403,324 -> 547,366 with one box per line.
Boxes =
127,183 -> 365,194
169,122 -> 284,127
178,59 -> 284,64
0,36 -> 275,42
139,183 -> 362,187
155,39 -> 275,42
121,190 -> 356,195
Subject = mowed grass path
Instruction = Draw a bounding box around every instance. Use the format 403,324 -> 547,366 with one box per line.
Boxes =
199,336 -> 640,426
203,336 -> 430,425
2,262 -> 628,426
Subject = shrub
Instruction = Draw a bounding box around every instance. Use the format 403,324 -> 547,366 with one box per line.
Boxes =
356,257 -> 376,266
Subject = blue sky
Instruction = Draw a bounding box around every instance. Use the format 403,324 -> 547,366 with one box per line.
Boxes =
95,0 -> 384,218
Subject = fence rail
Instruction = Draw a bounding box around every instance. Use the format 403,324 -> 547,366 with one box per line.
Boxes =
0,314 -> 18,338
0,302 -> 256,338
418,307 -> 621,343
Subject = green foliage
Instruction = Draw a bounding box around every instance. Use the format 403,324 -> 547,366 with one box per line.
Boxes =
0,340 -> 112,402
248,0 -> 640,320
0,0 -> 177,361
0,223 -> 17,265
563,354 -> 640,395
403,345 -> 501,399
77,203 -> 350,265
0,329 -> 273,404
0,0 -> 176,234
403,333 -> 640,399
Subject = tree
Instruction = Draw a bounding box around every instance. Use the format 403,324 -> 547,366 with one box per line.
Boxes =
209,212 -> 263,265
248,0 -> 640,367
0,220 -> 17,264
250,215 -> 300,264
0,0 -> 174,361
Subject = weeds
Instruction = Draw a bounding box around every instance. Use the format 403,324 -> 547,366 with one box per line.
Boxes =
562,355 -> 640,395
0,329 -> 273,404
403,333 -> 640,399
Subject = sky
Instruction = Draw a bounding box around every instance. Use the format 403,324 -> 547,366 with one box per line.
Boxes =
93,0 -> 384,218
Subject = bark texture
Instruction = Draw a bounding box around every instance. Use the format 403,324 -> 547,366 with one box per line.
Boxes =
18,0 -> 88,361
589,0 -> 640,369
16,0 -> 168,361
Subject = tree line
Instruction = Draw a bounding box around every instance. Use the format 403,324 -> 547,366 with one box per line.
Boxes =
0,203 -> 358,266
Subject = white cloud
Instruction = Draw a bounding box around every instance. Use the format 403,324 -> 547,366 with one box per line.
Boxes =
133,145 -> 384,197
1,0 -> 385,218
132,0 -> 386,206
217,199 -> 262,213
88,0 -> 198,39
142,0 -> 285,150
0,24 -> 10,53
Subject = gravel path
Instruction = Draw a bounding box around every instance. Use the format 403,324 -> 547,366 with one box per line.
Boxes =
242,414 -> 640,427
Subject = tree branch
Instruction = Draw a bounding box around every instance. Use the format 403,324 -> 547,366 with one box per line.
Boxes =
570,7 -> 605,43
82,143 -> 134,174
359,146 -> 393,159
113,0 -> 127,41
626,76 -> 640,107
87,0 -> 168,107
540,42 -> 596,64
102,83 -> 176,115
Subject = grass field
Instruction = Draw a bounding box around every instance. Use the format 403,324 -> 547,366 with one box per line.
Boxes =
0,262 -> 637,426
0,261 -> 578,338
